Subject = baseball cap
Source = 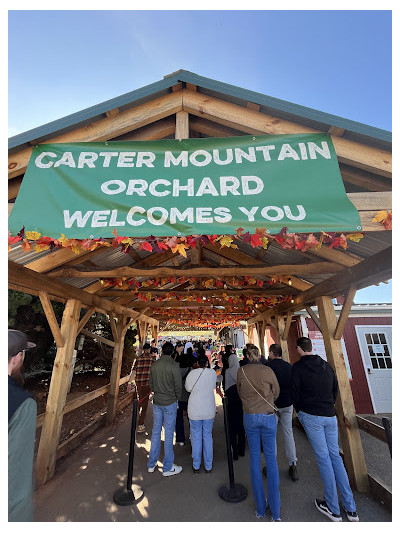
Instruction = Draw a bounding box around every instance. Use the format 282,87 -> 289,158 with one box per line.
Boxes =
8,329 -> 36,359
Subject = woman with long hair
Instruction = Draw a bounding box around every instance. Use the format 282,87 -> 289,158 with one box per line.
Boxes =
237,344 -> 281,521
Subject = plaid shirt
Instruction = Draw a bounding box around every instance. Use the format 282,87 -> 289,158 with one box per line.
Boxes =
132,353 -> 156,385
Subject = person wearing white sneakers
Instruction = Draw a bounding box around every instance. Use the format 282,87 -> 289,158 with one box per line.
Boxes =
291,337 -> 359,522
147,342 -> 183,477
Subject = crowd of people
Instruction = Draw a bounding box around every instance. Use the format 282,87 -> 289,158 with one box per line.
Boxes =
128,336 -> 359,522
8,329 -> 359,522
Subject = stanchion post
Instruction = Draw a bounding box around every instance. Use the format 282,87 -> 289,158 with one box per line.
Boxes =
113,398 -> 144,506
218,396 -> 247,503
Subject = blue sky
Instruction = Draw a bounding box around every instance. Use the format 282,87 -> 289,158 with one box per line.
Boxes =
8,9 -> 392,302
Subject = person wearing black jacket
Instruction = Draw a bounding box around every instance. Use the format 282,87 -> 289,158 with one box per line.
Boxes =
267,344 -> 298,481
290,337 -> 359,522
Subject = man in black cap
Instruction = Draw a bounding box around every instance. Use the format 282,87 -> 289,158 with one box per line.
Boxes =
127,342 -> 156,433
8,329 -> 37,522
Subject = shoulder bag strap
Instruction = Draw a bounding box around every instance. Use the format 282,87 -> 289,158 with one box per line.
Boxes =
241,367 -> 278,413
187,368 -> 205,393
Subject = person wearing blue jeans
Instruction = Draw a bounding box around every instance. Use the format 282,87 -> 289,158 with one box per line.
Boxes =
291,337 -> 359,522
185,353 -> 217,473
243,412 -> 281,520
147,401 -> 178,473
147,341 -> 183,477
189,418 -> 214,471
237,344 -> 281,521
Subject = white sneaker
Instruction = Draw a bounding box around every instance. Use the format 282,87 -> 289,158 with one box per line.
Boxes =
162,464 -> 183,477
147,465 -> 156,473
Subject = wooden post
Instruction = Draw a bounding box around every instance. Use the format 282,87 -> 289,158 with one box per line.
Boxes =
317,296 -> 369,492
106,315 -> 131,425
276,313 -> 292,362
175,111 -> 189,140
36,298 -> 81,485
256,320 -> 266,357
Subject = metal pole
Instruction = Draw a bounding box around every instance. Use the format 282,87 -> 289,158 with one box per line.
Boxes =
113,398 -> 144,506
218,396 -> 247,503
382,417 -> 392,458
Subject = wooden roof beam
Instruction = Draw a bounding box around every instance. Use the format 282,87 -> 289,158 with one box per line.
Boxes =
182,89 -> 392,178
8,91 -> 183,180
8,260 -> 158,325
248,246 -> 392,324
47,262 -> 345,279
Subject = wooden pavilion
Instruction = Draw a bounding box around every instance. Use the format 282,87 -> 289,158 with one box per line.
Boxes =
8,70 -> 391,490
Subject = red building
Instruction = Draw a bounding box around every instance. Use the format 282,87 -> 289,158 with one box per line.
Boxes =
264,302 -> 392,415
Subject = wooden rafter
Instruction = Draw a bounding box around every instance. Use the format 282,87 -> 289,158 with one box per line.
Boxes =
182,89 -> 392,178
8,91 -> 183,180
248,246 -> 392,323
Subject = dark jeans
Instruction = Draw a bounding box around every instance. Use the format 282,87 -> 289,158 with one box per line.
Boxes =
175,400 -> 188,443
137,384 -> 151,425
226,385 -> 246,459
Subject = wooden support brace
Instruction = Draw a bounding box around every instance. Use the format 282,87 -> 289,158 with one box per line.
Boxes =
334,286 -> 357,340
80,328 -> 115,347
35,299 -> 81,485
38,291 -> 64,348
106,314 -> 129,425
317,296 -> 369,492
282,312 -> 293,341
77,306 -> 96,335
305,306 -> 322,332
109,312 -> 118,341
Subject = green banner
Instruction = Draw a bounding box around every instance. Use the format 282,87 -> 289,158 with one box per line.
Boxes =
9,134 -> 362,238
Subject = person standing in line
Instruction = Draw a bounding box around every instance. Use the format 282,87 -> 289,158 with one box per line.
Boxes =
147,341 -> 183,477
8,330 -> 37,522
267,343 -> 299,481
239,346 -> 250,366
237,344 -> 281,521
173,341 -> 184,361
184,338 -> 193,354
174,351 -> 193,446
127,342 -> 156,433
150,339 -> 159,359
185,354 -> 217,473
290,337 -> 359,522
224,352 -> 246,460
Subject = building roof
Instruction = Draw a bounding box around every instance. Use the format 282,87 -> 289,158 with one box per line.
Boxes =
8,70 -> 391,154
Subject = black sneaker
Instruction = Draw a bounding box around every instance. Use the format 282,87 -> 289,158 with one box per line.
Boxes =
343,508 -> 359,522
289,464 -> 299,481
262,466 -> 267,477
192,466 -> 200,474
315,499 -> 342,522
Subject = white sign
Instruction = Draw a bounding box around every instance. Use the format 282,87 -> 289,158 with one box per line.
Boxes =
308,331 -> 352,379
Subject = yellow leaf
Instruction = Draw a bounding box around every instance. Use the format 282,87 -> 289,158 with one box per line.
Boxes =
25,231 -> 41,241
346,232 -> 364,243
218,235 -> 234,248
372,210 -> 388,223
58,234 -> 70,247
34,243 -> 49,252
121,237 -> 133,245
171,243 -> 188,257
262,237 -> 269,249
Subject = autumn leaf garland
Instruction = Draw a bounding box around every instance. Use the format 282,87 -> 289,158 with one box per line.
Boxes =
9,226 -> 367,255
